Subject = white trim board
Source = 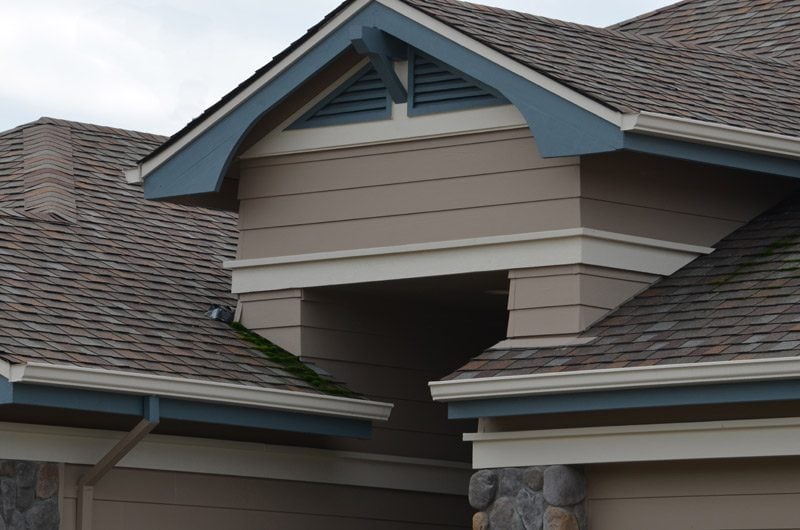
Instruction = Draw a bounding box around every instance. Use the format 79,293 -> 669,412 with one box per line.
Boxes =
225,229 -> 712,293
622,112 -> 800,160
0,360 -> 392,422
465,417 -> 800,468
429,356 -> 800,402
0,422 -> 469,495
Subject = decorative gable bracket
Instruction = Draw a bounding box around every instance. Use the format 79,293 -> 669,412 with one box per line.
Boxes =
351,27 -> 408,104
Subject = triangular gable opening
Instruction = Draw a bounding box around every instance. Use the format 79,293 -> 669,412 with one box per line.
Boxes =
408,49 -> 507,116
288,64 -> 391,129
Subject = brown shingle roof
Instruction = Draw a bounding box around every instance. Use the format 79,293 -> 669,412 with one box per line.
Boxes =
0,117 -> 343,395
445,195 -> 800,381
402,0 -> 800,137
613,0 -> 800,64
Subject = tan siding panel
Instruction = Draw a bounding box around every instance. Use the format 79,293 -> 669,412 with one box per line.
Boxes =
239,166 -> 580,230
239,198 -> 581,258
581,198 -> 742,246
588,458 -> 800,530
62,465 -> 469,530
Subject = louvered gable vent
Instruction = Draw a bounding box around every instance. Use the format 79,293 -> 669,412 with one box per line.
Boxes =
289,65 -> 391,129
409,51 -> 506,116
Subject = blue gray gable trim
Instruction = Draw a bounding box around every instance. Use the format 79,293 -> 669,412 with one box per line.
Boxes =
0,376 -> 373,439
143,1 -> 800,200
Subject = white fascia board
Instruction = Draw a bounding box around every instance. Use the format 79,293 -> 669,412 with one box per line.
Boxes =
224,229 -> 712,293
0,422 -> 469,494
465,417 -> 800,468
132,0 -> 624,182
429,356 -> 800,402
622,112 -> 800,159
4,361 -> 392,421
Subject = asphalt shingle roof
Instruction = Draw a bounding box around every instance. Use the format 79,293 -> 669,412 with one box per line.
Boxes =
613,0 -> 800,64
402,0 -> 800,137
446,195 -> 800,380
0,117 -> 347,396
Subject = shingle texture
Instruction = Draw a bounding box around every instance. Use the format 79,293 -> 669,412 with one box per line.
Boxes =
447,195 -> 800,380
613,0 -> 800,64
401,0 -> 800,137
0,117 -> 339,395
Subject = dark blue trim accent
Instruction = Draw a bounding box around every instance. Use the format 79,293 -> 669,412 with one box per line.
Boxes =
448,380 -> 800,419
0,378 -> 371,439
144,395 -> 160,423
624,133 -> 800,178
161,398 -> 371,439
288,64 -> 391,130
352,27 -> 407,103
143,2 -> 623,200
407,48 -> 506,117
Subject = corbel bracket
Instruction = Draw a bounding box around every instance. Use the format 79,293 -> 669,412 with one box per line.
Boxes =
351,27 -> 408,104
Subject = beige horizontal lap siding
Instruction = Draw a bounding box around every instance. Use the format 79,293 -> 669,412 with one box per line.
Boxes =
236,130 -> 580,259
581,151 -> 797,247
60,465 -> 470,530
587,458 -> 800,530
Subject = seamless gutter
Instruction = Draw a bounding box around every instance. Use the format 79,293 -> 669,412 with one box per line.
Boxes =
0,361 -> 392,422
429,356 -> 800,402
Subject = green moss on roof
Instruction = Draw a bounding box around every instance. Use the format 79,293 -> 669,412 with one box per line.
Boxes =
230,322 -> 360,398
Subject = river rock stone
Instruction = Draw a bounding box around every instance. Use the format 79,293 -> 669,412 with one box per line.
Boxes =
490,496 -> 525,530
469,470 -> 499,510
473,511 -> 489,530
24,497 -> 59,529
523,467 -> 544,492
1,478 -> 16,521
498,468 -> 524,498
0,462 -> 14,478
35,465 -> 58,500
516,487 -> 545,530
543,466 -> 587,507
14,464 -> 36,490
544,507 -> 578,530
8,510 -> 30,530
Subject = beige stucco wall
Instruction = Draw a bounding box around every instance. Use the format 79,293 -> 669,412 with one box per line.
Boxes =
60,464 -> 470,530
587,457 -> 800,530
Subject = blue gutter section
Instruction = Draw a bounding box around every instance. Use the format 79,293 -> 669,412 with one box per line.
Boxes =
0,380 -> 371,439
143,2 -> 623,200
447,380 -> 800,419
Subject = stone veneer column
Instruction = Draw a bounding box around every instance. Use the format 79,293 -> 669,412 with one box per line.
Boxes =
469,465 -> 587,530
0,460 -> 60,529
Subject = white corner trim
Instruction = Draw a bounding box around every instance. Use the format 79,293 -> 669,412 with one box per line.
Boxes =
0,422 -> 469,494
464,417 -> 800,468
4,361 -> 392,421
429,356 -> 800,402
225,229 -> 712,293
622,111 -> 800,159
124,167 -> 143,184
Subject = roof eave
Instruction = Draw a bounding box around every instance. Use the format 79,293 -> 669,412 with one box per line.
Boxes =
623,111 -> 800,160
1,360 -> 392,422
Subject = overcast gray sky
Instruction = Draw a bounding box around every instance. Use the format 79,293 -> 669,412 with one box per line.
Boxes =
0,0 -> 673,135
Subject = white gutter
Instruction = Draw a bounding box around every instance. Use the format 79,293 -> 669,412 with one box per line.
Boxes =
429,356 -> 800,402
0,361 -> 392,421
622,111 -> 800,160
